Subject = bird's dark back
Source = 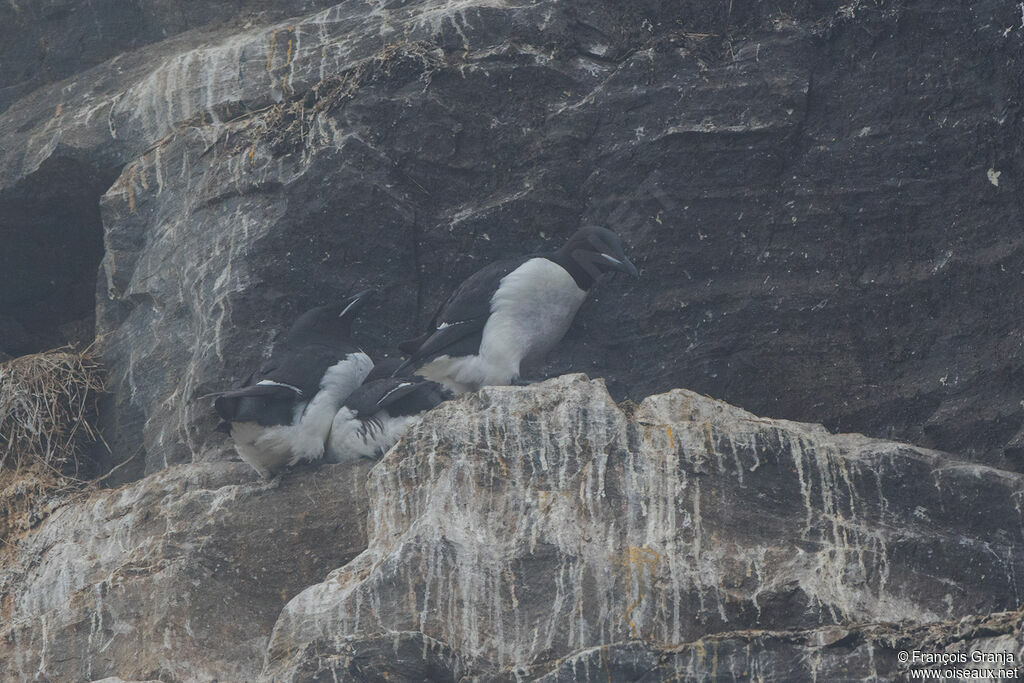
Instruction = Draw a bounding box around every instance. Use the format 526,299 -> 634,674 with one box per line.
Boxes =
390,381 -> 451,417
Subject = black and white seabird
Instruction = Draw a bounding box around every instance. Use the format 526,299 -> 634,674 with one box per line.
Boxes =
325,370 -> 451,462
395,226 -> 638,393
205,290 -> 375,478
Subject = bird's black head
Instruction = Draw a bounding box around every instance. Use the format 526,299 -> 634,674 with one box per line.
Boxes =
287,288 -> 375,340
556,226 -> 639,289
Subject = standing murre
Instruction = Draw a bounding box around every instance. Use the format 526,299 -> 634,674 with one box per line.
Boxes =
203,290 -> 375,478
395,226 -> 638,393
325,371 -> 452,462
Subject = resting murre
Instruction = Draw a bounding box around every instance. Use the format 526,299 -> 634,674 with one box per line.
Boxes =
204,290 -> 374,478
395,226 -> 638,393
325,363 -> 451,462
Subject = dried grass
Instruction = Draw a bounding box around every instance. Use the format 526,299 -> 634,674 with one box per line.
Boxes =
0,346 -> 106,481
0,462 -> 78,546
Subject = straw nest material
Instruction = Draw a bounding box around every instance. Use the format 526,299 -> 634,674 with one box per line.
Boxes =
0,346 -> 105,480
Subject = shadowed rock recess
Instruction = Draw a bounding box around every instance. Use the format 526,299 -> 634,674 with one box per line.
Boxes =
2,0 -> 1023,680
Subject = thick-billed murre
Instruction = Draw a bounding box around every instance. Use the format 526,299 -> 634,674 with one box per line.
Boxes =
205,290 -> 374,478
325,368 -> 451,462
395,226 -> 638,393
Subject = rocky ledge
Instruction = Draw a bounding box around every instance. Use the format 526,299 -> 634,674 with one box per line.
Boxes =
2,375 -> 1021,680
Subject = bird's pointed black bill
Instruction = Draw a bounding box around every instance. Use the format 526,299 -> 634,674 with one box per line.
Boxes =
601,253 -> 639,277
339,288 -> 375,317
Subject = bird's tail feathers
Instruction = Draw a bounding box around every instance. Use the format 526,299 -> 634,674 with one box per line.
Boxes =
397,330 -> 431,355
198,384 -> 294,403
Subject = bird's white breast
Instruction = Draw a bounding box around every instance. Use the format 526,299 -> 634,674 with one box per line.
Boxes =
326,409 -> 419,462
417,258 -> 586,393
314,353 -> 374,410
229,352 -> 373,478
479,257 -> 587,372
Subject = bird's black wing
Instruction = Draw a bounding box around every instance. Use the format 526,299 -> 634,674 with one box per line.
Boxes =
344,378 -> 428,418
397,330 -> 432,355
260,340 -> 361,398
363,357 -> 408,382
389,380 -> 451,416
208,383 -> 297,421
397,257 -> 527,370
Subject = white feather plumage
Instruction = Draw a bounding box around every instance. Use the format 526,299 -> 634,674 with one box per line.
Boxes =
416,258 -> 587,393
229,352 -> 373,478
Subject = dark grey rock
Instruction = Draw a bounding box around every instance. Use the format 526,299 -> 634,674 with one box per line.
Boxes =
280,631 -> 469,682
524,611 -> 1024,682
0,0 -> 1021,474
0,156 -> 117,355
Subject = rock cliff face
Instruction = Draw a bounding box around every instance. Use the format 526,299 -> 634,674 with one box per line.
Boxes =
1,376 -> 1022,680
1,460 -> 373,681
2,0 -> 1023,680
265,375 -> 1024,679
2,0 -> 1022,478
